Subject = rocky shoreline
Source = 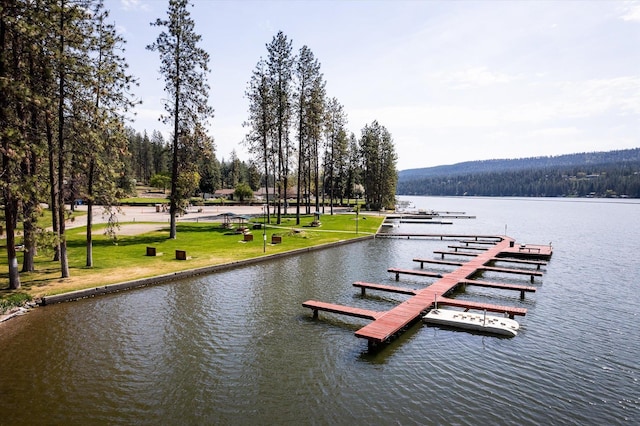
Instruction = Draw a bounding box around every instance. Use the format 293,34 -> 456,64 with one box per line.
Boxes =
0,302 -> 36,323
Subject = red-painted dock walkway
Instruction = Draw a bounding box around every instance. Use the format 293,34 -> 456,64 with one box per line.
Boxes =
303,235 -> 552,348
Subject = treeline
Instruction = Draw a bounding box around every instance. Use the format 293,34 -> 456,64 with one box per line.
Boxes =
127,30 -> 398,225
242,32 -> 397,224
1,0 -> 138,289
125,128 -> 262,194
398,150 -> 640,198
399,148 -> 640,180
1,0 -> 398,290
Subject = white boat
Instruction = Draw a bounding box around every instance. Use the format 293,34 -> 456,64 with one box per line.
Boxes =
423,308 -> 519,337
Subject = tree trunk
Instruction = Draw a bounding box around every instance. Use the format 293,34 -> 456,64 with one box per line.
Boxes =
86,159 -> 94,267
46,112 -> 61,261
169,132 -> 178,239
262,136 -> 270,223
313,137 -> 320,214
0,12 -> 20,288
306,154 -> 311,215
296,108 -> 303,224
57,1 -> 69,277
169,28 -> 181,240
22,49 -> 41,273
21,196 -> 37,273
4,197 -> 21,289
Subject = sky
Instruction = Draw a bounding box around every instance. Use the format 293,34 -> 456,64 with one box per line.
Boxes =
108,0 -> 640,171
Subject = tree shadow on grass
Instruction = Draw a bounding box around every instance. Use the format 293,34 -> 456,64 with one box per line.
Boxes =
66,233 -> 170,249
65,224 -> 233,249
175,223 -> 235,234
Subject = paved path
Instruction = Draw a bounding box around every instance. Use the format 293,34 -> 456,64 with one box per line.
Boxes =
67,204 -> 266,229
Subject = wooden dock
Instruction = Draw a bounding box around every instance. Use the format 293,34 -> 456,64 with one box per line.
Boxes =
353,281 -> 418,296
459,279 -> 537,299
303,235 -> 552,349
447,245 -> 488,251
302,301 -> 384,320
387,267 -> 443,280
413,258 -> 464,268
376,233 -> 502,241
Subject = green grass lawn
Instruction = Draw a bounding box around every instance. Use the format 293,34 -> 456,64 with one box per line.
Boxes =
1,213 -> 383,302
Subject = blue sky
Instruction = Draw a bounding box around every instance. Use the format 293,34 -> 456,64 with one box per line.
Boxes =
109,0 -> 640,171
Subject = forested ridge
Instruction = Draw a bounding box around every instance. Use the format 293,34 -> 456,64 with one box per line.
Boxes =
397,148 -> 640,198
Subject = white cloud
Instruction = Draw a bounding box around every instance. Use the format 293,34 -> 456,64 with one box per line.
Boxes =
432,67 -> 519,89
106,1 -> 640,170
529,127 -> 582,138
620,1 -> 640,21
351,75 -> 640,133
120,0 -> 150,12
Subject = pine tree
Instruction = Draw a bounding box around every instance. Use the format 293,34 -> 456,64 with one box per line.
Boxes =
147,0 -> 213,239
54,0 -> 97,278
323,97 -> 347,215
80,0 -> 138,267
360,121 -> 398,210
0,0 -> 24,288
294,45 -> 324,223
243,58 -> 274,222
266,31 -> 295,223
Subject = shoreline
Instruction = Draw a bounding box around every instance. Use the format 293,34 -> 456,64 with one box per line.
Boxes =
40,234 -> 376,305
1,206 -> 386,321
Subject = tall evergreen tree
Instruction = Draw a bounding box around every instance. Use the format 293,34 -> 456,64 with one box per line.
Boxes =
308,70 -> 325,214
0,0 -> 56,278
150,129 -> 169,176
54,0 -> 97,278
360,121 -> 398,210
294,45 -> 324,223
266,31 -> 295,223
147,0 -> 213,239
346,132 -> 361,201
243,58 -> 274,222
81,0 -> 138,267
0,0 -> 25,288
323,97 -> 347,215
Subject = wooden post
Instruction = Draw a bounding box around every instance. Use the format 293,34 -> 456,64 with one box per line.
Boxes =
146,247 -> 156,256
312,309 -> 318,319
176,250 -> 187,260
520,290 -> 525,300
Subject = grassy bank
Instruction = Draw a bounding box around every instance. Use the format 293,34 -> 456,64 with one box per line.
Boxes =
1,213 -> 383,302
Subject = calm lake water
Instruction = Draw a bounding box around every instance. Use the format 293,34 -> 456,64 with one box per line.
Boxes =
1,197 -> 638,425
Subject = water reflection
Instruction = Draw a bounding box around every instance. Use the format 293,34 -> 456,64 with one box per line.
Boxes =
1,198 -> 639,424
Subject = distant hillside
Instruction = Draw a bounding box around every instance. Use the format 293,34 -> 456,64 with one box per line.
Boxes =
398,148 -> 640,198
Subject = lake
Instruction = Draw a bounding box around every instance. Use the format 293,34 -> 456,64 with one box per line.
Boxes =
1,197 -> 638,425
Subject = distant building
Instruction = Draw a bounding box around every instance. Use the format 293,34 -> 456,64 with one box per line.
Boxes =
254,186 -> 299,202
213,189 -> 235,200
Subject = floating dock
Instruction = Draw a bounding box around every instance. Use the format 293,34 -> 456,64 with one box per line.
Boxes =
303,235 -> 552,349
